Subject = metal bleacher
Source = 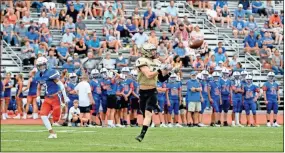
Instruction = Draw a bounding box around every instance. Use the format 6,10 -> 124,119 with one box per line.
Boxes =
1,1 -> 284,110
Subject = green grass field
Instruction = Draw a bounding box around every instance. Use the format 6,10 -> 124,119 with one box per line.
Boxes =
1,125 -> 283,152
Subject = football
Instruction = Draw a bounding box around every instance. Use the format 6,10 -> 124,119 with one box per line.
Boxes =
190,40 -> 204,49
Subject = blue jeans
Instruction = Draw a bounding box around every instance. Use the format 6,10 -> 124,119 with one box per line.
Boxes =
3,34 -> 18,45
272,66 -> 284,75
32,2 -> 43,13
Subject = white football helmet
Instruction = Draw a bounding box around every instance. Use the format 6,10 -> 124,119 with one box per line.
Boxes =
100,68 -> 108,79
267,72 -> 275,81
222,68 -> 229,78
240,70 -> 248,79
212,71 -> 220,81
169,73 -> 177,83
69,73 -> 77,84
245,75 -> 253,84
201,70 -> 209,80
36,57 -> 48,72
91,69 -> 100,79
107,71 -> 114,78
196,73 -> 203,80
233,71 -> 240,80
119,73 -> 126,80
176,75 -> 181,82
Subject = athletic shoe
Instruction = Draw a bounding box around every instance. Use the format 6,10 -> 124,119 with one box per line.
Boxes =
253,124 -> 260,127
151,123 -> 155,128
52,122 -> 61,127
2,115 -> 6,120
168,124 -> 173,128
5,113 -> 11,119
135,134 -> 144,142
116,124 -> 124,128
68,122 -> 72,127
13,114 -> 21,119
22,114 -> 27,119
214,124 -> 220,127
236,124 -> 244,127
198,123 -> 206,127
231,121 -> 236,127
87,124 -> 95,128
273,123 -> 281,127
62,114 -> 67,120
267,122 -> 271,127
160,124 -> 167,128
210,123 -> 215,127
48,133 -> 57,139
175,123 -> 183,128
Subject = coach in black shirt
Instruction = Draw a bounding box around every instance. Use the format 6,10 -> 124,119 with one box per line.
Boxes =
67,3 -> 78,23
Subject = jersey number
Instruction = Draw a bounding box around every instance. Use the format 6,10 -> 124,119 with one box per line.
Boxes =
171,88 -> 178,96
245,91 -> 253,99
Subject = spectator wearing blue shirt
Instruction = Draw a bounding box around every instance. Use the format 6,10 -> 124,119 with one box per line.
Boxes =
251,0 -> 267,16
214,42 -> 227,57
24,27 -> 39,51
126,19 -> 138,37
103,6 -> 117,24
116,53 -> 128,72
57,42 -> 69,65
214,48 -> 226,63
174,42 -> 190,67
244,30 -> 259,55
166,1 -> 178,23
234,4 -> 246,20
63,57 -> 75,73
261,31 -> 274,49
233,15 -> 247,39
143,7 -> 156,30
238,1 -> 252,18
88,34 -> 106,56
73,1 -> 84,12
281,10 -> 284,24
214,0 -> 228,10
245,15 -> 259,36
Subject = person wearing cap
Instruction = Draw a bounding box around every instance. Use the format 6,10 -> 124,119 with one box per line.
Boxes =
244,30 -> 259,55
252,0 -> 267,17
269,11 -> 283,28
143,7 -> 156,30
154,3 -> 168,31
232,15 -> 246,39
234,4 -> 245,20
62,57 -> 75,73
66,3 -> 79,23
238,0 -> 252,18
185,71 -> 203,127
192,54 -> 205,71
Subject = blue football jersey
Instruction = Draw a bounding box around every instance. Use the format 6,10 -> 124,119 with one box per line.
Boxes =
34,69 -> 60,96
263,81 -> 279,102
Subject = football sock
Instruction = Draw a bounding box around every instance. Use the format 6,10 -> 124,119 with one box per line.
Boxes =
134,118 -> 137,124
140,125 -> 148,137
41,116 -> 52,131
130,119 -> 134,125
217,120 -> 221,124
98,117 -> 102,126
235,113 -> 239,124
267,120 -> 270,123
273,119 -> 276,123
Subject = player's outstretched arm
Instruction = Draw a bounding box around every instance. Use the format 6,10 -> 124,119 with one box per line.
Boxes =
54,79 -> 70,104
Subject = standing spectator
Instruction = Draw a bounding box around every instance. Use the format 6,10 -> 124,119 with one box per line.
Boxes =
220,5 -> 232,28
244,30 -> 259,55
22,41 -> 35,66
143,7 -> 156,30
102,52 -> 116,70
59,9 -> 67,30
47,49 -> 58,69
75,74 -> 95,127
166,0 -> 178,23
186,71 -> 203,127
38,11 -> 49,27
252,0 -> 267,17
63,57 -> 75,73
49,8 -> 59,29
271,49 -> 284,75
67,3 -> 79,23
232,15 -> 247,39
116,53 -> 128,72
62,29 -> 76,47
238,0 -> 252,18
174,41 -> 190,67
234,4 -> 246,20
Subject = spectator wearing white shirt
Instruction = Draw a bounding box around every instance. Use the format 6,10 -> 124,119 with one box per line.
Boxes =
206,4 -> 221,26
74,74 -> 95,127
68,100 -> 81,127
102,52 -> 116,70
166,1 -> 178,23
22,11 -> 31,28
155,3 -> 169,31
62,29 -> 75,47
131,27 -> 148,53
38,12 -> 49,27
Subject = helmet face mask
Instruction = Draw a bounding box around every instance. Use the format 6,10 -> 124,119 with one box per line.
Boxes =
101,72 -> 107,79
222,72 -> 228,79
213,76 -> 219,81
37,63 -> 47,73
246,79 -> 252,84
70,76 -> 77,84
268,76 -> 274,81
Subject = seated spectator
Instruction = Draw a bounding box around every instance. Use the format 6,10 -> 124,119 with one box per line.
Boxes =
128,47 -> 140,66
66,3 -> 79,23
244,30 -> 259,55
155,3 -> 168,31
88,34 -> 106,56
143,7 -> 156,30
157,42 -> 170,63
183,15 -> 193,33
245,15 -> 259,35
63,57 -> 75,73
49,8 -> 59,29
269,11 -> 283,28
2,18 -> 18,46
102,52 -> 116,70
116,53 -> 128,72
43,1 -> 55,11
132,7 -> 144,28
229,54 -> 238,69
174,41 -> 190,67
22,41 -> 35,66
238,0 -> 252,18
219,5 -> 232,28
206,4 -> 222,26
75,16 -> 87,33
166,1 -> 178,23
207,54 -> 217,73
159,31 -> 171,49
75,29 -> 89,43
192,54 -> 205,71
234,4 -> 246,20
37,42 -> 48,57
15,21 -> 28,46
198,0 -> 210,11
47,49 -> 58,69
223,59 -> 233,73
62,29 -> 76,47
91,1 -> 103,19
68,100 -> 81,127
252,0 -> 267,17
65,18 -> 76,33
169,16 -> 179,34
148,30 -> 159,47
215,61 -> 224,72
103,6 -> 117,24
261,21 -> 283,45
115,18 -> 130,40
214,0 -> 228,10
6,8 -> 17,26
38,11 -> 49,27
59,9 -> 67,30
73,0 -> 84,12
215,48 -> 226,63
232,15 -> 247,39
75,38 -> 88,57
172,55 -> 183,77
57,42 -> 69,65
77,10 -> 85,22
73,53 -> 81,64
190,25 -> 209,55
259,43 -> 271,64
112,1 -> 124,17
15,1 -> 28,20
125,19 -> 138,37
83,2 -> 95,20
103,17 -> 115,36
271,49 -> 284,75
261,31 -> 274,49
262,60 -> 272,72
24,27 -> 39,49
132,27 -> 149,52
22,11 -> 32,27
233,62 -> 244,72
106,29 -> 122,53
173,23 -> 189,48
214,42 -> 227,55
39,23 -> 52,46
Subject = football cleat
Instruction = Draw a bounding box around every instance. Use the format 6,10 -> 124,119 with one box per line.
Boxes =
175,123 -> 183,128
267,122 -> 271,127
135,134 -> 144,142
48,133 -> 57,139
273,123 -> 281,127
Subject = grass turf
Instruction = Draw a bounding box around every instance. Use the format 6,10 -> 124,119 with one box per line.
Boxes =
1,125 -> 283,152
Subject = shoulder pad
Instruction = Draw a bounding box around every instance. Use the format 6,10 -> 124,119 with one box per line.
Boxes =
49,69 -> 60,80
135,58 -> 149,68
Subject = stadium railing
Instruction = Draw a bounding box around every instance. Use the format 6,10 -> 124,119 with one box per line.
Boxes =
2,40 -> 23,73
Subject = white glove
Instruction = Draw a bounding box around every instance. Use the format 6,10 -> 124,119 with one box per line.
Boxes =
160,64 -> 168,71
36,96 -> 41,103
